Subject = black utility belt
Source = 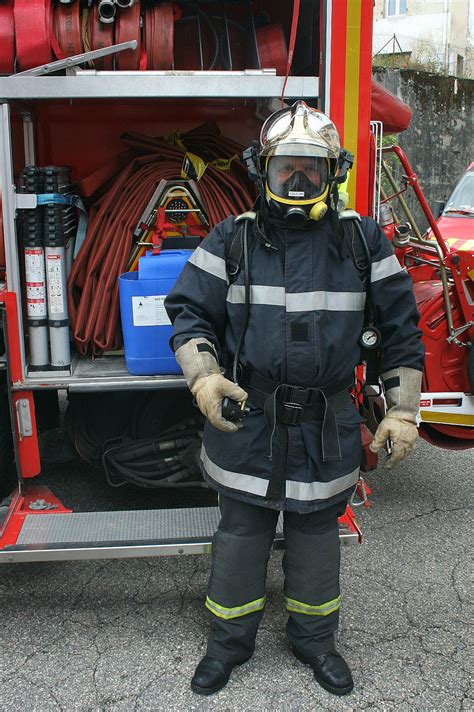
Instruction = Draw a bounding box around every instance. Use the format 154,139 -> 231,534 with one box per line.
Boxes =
232,366 -> 354,499
237,366 -> 352,426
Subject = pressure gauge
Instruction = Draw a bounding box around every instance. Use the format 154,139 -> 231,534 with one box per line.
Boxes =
359,326 -> 381,350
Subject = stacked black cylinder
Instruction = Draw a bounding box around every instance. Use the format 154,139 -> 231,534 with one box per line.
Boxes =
19,167 -> 48,370
19,166 -> 75,371
43,167 -> 75,370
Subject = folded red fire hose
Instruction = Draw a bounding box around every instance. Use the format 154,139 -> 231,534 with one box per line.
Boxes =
67,124 -> 255,356
14,0 -> 55,71
0,0 -> 14,74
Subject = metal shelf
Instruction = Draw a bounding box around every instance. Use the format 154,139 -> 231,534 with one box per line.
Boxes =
0,71 -> 319,100
20,355 -> 187,392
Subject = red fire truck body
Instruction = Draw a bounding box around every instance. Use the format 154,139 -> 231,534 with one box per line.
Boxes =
0,0 -> 472,563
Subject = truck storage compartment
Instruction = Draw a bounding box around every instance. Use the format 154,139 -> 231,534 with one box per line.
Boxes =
1,0 -> 326,388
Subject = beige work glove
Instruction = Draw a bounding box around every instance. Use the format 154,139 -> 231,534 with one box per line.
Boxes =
369,367 -> 422,470
175,338 -> 248,433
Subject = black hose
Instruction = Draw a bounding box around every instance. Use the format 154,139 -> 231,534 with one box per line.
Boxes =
175,10 -> 219,70
102,428 -> 204,489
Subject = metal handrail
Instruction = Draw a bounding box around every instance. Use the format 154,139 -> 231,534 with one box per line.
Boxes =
380,146 -> 459,343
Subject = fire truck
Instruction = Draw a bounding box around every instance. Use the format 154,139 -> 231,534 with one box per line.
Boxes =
0,0 -> 472,563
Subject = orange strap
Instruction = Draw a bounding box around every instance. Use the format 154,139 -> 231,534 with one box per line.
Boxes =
281,0 -> 301,102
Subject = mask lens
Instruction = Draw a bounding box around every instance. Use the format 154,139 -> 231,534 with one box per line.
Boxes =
267,155 -> 328,201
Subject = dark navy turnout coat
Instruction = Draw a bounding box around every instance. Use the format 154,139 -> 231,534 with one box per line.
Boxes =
165,212 -> 424,513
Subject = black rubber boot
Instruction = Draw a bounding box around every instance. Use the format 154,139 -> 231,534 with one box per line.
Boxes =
293,648 -> 354,696
190,655 -> 250,696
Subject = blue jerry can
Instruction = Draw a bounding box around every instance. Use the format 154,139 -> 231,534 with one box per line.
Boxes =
118,249 -> 193,375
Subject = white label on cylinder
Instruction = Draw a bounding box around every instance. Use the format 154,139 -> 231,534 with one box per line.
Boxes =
25,249 -> 47,317
132,296 -> 171,327
46,254 -> 64,314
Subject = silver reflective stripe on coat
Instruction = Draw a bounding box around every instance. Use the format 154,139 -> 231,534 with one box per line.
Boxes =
286,467 -> 360,501
286,291 -> 365,312
371,254 -> 404,283
201,446 -> 360,502
227,286 -> 365,312
227,284 -> 286,305
188,246 -> 228,282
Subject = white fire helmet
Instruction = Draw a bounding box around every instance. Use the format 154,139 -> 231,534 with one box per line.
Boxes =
259,100 -> 342,225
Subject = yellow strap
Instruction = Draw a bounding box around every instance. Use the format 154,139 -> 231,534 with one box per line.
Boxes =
180,151 -> 238,181
285,595 -> 341,616
209,154 -> 239,171
164,130 -> 187,152
205,595 -> 266,620
181,152 -> 208,182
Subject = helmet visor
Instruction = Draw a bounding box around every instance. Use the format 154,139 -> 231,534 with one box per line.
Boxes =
266,154 -> 329,201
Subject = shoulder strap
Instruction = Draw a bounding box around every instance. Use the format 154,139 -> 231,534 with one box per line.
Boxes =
340,217 -> 370,286
225,212 -> 256,284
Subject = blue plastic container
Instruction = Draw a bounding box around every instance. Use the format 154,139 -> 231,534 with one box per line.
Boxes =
118,249 -> 193,375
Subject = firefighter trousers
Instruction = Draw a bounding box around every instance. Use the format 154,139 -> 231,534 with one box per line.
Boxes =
205,494 -> 346,665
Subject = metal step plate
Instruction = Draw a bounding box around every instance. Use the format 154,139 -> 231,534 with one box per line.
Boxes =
1,506 -> 359,563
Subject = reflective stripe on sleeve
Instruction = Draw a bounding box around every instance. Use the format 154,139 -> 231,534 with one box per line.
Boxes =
371,254 -> 404,283
285,595 -> 341,616
188,246 -> 228,282
201,446 -> 360,502
205,595 -> 266,619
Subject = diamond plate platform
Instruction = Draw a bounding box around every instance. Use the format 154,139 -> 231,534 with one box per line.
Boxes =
1,506 -> 358,562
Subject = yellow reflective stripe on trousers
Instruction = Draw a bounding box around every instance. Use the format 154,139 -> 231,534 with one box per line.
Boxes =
205,595 -> 266,620
285,595 -> 341,616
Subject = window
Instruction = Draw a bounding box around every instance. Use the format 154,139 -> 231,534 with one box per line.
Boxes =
386,0 -> 407,16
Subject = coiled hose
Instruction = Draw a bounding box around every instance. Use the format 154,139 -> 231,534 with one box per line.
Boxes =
102,422 -> 204,488
68,123 -> 255,355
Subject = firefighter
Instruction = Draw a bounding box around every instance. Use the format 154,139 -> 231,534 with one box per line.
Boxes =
164,101 -> 424,697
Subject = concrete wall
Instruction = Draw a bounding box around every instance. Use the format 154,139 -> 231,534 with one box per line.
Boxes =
372,67 -> 473,231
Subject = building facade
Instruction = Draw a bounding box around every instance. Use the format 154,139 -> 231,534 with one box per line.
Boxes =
373,0 -> 473,77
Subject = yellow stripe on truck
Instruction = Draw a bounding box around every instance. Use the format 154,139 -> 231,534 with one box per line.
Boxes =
458,240 -> 474,252
420,411 -> 474,427
344,0 -> 362,209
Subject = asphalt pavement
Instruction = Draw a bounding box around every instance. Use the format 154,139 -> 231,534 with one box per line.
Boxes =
0,438 -> 472,711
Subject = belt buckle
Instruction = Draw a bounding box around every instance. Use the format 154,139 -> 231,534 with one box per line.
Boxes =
282,401 -> 304,425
